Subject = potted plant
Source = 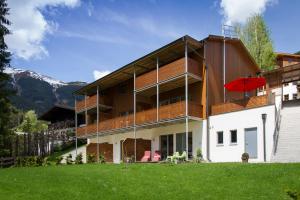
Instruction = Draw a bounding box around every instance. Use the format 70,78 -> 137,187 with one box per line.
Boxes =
241,153 -> 249,163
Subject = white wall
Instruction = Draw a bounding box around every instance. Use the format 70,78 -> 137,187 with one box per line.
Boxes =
209,105 -> 275,162
283,82 -> 298,100
89,121 -> 204,163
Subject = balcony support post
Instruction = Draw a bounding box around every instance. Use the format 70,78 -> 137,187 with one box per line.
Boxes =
185,39 -> 189,160
75,96 -> 78,157
133,68 -> 137,162
156,57 -> 159,122
85,93 -> 87,136
96,86 -> 99,163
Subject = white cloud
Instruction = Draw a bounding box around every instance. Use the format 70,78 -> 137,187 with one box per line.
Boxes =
93,70 -> 111,80
6,0 -> 80,60
220,0 -> 276,24
99,8 -> 182,39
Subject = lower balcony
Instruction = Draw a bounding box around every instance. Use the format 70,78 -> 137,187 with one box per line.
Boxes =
211,95 -> 272,115
76,101 -> 203,137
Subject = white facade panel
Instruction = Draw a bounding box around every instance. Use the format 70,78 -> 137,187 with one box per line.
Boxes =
209,105 -> 276,162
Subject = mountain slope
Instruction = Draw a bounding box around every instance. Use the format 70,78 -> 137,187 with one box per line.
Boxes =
4,67 -> 86,115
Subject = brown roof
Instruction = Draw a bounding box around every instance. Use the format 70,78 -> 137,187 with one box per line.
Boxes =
276,52 -> 300,59
75,35 -> 259,95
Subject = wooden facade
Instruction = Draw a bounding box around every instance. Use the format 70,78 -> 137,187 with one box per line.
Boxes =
75,35 -> 266,138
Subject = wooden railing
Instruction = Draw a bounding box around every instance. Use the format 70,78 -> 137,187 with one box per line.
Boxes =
135,58 -> 201,90
211,95 -> 270,115
75,95 -> 111,112
76,101 -> 203,137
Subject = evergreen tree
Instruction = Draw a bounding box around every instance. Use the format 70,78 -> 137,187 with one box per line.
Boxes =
0,0 -> 13,157
236,14 -> 276,71
295,51 -> 300,55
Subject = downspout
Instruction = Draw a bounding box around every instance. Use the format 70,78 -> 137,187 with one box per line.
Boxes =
204,40 -> 210,161
262,113 -> 267,162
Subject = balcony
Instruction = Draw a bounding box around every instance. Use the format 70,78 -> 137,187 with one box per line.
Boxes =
211,95 -> 271,115
76,101 -> 203,137
75,94 -> 111,112
135,58 -> 201,91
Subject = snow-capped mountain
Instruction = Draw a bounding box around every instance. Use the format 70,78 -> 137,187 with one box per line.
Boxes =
4,66 -> 86,115
4,66 -> 67,88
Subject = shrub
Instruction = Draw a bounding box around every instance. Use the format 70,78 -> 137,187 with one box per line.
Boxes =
66,154 -> 73,165
75,153 -> 83,164
55,156 -> 63,165
285,189 -> 300,200
241,153 -> 249,163
193,148 -> 203,163
87,154 -> 96,163
42,157 -> 51,166
36,156 -> 44,166
99,154 -> 105,164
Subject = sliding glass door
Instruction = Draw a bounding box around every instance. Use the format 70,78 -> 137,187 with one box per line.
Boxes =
176,132 -> 193,158
160,135 -> 173,160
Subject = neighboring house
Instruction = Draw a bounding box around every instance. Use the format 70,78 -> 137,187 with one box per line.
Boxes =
39,104 -> 79,153
275,53 -> 300,101
74,35 -> 279,163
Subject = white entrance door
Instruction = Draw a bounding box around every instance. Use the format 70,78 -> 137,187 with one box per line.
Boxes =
245,128 -> 258,158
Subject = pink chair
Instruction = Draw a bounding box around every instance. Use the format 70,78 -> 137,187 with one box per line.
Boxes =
141,151 -> 151,162
153,151 -> 161,162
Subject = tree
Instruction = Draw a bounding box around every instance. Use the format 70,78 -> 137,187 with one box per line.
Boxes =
295,51 -> 300,55
0,0 -> 13,157
17,110 -> 48,156
236,14 -> 276,71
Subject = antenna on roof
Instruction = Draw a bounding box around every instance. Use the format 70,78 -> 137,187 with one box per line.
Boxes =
222,24 -> 238,39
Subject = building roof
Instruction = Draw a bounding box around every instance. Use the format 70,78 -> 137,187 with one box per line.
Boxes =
276,52 -> 300,59
39,104 -> 74,123
75,34 -> 259,95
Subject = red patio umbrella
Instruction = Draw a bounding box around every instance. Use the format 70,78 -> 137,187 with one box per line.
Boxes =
224,77 -> 266,92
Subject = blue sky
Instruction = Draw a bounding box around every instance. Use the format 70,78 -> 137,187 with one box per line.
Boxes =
6,0 -> 300,83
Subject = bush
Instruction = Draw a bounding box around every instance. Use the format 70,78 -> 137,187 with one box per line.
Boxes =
99,154 -> 105,164
42,157 -> 51,166
66,154 -> 73,165
241,153 -> 249,163
36,156 -> 44,166
87,154 -> 96,163
75,153 -> 83,164
286,189 -> 300,200
193,148 -> 203,163
55,156 -> 63,165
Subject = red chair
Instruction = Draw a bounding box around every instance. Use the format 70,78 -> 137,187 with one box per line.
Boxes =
153,151 -> 161,162
141,151 -> 151,162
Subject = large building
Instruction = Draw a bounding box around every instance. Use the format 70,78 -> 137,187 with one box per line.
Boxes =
74,35 -> 282,163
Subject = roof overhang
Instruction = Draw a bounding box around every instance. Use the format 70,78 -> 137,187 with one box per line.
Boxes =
74,35 -> 203,95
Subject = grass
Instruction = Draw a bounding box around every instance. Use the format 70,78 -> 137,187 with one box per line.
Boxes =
0,163 -> 300,200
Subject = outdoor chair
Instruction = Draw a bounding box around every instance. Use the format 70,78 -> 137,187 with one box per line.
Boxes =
153,151 -> 161,162
141,151 -> 151,162
178,151 -> 187,162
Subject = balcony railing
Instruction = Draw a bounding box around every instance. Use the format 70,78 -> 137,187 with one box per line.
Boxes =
76,101 -> 203,137
211,95 -> 270,115
75,94 -> 111,112
135,58 -> 201,90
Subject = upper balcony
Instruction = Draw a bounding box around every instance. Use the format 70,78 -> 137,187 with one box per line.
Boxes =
211,95 -> 273,115
75,94 -> 111,112
135,58 -> 201,91
76,100 -> 203,137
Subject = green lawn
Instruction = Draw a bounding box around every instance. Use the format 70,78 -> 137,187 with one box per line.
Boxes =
0,163 -> 299,200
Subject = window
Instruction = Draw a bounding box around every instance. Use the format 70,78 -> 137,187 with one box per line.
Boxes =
284,83 -> 289,87
230,130 -> 237,144
176,132 -> 193,158
217,131 -> 223,145
284,94 -> 289,101
293,93 -> 297,100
